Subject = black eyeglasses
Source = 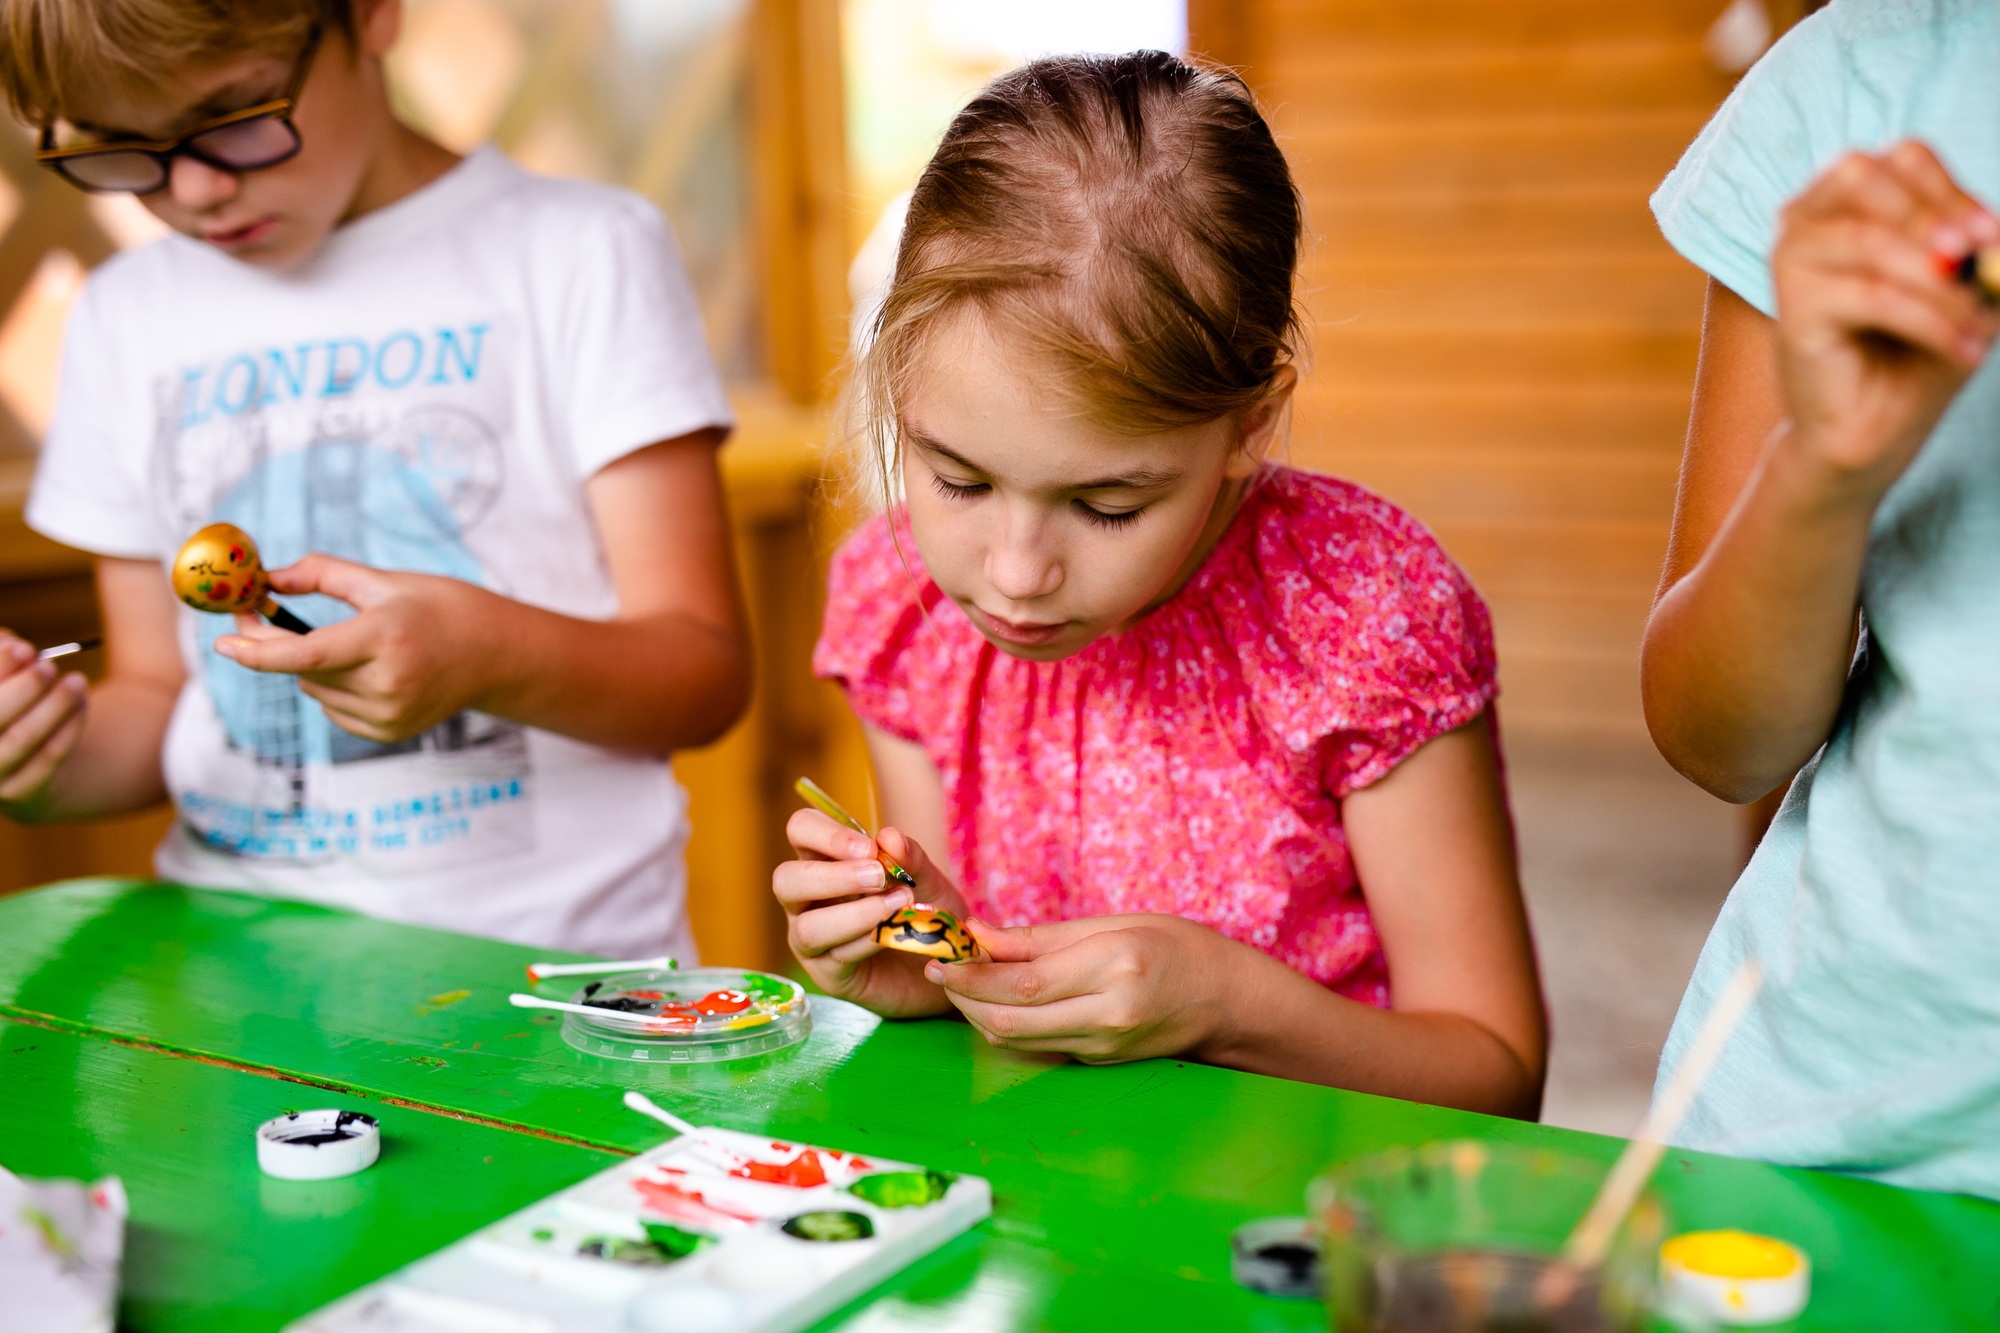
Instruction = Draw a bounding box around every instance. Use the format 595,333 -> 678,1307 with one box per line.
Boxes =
35,26 -> 321,194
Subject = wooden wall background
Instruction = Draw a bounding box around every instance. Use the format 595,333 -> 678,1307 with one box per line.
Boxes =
1188,0 -> 1736,741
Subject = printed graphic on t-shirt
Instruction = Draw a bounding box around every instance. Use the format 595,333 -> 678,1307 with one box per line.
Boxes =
157,320 -> 534,873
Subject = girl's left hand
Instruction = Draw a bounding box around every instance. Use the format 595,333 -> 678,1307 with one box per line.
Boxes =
214,554 -> 501,743
926,913 -> 1242,1064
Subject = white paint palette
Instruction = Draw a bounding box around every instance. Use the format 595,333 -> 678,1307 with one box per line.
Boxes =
289,1128 -> 991,1333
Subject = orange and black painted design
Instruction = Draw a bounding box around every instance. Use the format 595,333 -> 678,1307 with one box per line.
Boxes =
873,904 -> 979,963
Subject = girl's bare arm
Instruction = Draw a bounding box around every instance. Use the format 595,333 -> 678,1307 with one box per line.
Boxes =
930,713 -> 1549,1118
1642,144 -> 1999,801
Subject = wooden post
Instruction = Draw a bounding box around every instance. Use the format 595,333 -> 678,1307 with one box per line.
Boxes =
748,0 -> 851,406
1185,0 -> 1262,85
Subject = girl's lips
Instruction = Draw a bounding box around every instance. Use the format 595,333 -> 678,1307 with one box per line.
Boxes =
202,217 -> 278,249
975,609 -> 1067,647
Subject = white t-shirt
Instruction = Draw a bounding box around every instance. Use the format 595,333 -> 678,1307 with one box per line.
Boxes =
28,147 -> 732,959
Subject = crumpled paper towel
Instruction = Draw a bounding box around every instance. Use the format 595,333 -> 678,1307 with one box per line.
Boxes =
0,1166 -> 127,1333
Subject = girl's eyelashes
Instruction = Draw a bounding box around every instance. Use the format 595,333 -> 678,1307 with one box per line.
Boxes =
924,471 -> 1143,529
1075,501 -> 1145,529
928,474 -> 990,502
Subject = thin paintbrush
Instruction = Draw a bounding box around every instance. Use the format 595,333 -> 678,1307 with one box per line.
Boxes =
37,637 -> 102,660
1536,958 -> 1764,1305
794,776 -> 918,888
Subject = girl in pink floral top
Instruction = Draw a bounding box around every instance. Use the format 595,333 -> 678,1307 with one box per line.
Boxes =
774,53 -> 1546,1115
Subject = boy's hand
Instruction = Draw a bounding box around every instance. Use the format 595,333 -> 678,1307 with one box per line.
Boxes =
214,555 -> 503,743
773,815 -> 962,1018
926,913 -> 1240,1064
0,632 -> 89,807
1773,140 -> 2000,501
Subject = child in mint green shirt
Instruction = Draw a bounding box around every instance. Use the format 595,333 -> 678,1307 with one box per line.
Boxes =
1644,0 -> 2000,1197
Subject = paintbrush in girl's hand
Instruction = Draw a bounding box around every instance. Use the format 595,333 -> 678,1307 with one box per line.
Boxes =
794,776 -> 917,888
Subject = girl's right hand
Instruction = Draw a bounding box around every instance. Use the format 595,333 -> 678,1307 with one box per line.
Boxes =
0,632 -> 89,809
1772,140 -> 2000,503
773,812 -> 962,1017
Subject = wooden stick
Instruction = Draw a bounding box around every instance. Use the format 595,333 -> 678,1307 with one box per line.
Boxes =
1562,958 -> 1765,1269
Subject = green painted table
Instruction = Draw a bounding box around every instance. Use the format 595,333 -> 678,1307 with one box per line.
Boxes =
3,880 -> 1999,1331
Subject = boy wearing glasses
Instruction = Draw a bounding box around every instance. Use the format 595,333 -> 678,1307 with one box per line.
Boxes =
0,0 -> 750,958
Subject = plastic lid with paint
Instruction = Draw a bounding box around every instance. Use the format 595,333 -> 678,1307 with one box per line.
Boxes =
559,967 -> 811,1063
1659,1229 -> 1810,1324
1231,1216 -> 1322,1299
256,1110 -> 381,1180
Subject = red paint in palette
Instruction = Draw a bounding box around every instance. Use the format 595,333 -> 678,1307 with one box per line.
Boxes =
694,989 -> 751,1016
732,1149 -> 830,1188
722,1145 -> 875,1187
633,1176 -> 761,1225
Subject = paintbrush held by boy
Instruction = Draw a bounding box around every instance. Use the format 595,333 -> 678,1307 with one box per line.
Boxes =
0,0 -> 748,958
773,52 -> 1547,1118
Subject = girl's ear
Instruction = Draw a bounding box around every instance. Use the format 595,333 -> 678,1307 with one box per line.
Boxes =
358,0 -> 405,60
1224,365 -> 1298,479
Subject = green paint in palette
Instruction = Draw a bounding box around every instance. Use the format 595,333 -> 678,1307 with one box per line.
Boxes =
848,1170 -> 954,1209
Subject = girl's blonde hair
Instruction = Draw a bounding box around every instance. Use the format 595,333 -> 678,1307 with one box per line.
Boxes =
846,49 -> 1304,510
0,0 -> 351,128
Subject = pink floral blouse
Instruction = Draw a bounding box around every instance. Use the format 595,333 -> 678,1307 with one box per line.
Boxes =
812,467 -> 1498,1006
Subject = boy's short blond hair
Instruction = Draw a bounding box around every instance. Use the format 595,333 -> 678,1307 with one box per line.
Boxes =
0,0 -> 351,127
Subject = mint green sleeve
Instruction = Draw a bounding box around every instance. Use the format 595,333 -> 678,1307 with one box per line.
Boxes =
1650,13 -> 1855,316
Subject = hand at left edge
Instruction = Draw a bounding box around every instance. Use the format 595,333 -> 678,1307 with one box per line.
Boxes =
213,553 -> 503,744
925,913 -> 1246,1064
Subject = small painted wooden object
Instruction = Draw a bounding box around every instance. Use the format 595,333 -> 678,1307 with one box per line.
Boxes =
172,522 -> 312,634
1952,246 -> 2000,302
873,904 -> 979,963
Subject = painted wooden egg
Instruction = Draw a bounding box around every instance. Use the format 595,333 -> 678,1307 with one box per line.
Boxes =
172,522 -> 269,614
873,904 -> 979,963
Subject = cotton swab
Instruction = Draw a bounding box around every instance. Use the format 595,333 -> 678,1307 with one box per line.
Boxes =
1534,958 -> 1764,1309
623,1091 -> 738,1169
524,955 -> 677,984
507,992 -> 680,1027
623,1090 -> 705,1139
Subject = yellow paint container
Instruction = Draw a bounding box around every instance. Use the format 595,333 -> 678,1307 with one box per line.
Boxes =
1659,1229 -> 1809,1324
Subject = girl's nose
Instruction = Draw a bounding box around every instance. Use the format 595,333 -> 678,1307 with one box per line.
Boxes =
986,527 -> 1064,603
168,156 -> 243,212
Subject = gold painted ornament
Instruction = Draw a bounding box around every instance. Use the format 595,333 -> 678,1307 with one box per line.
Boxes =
171,523 -> 312,633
